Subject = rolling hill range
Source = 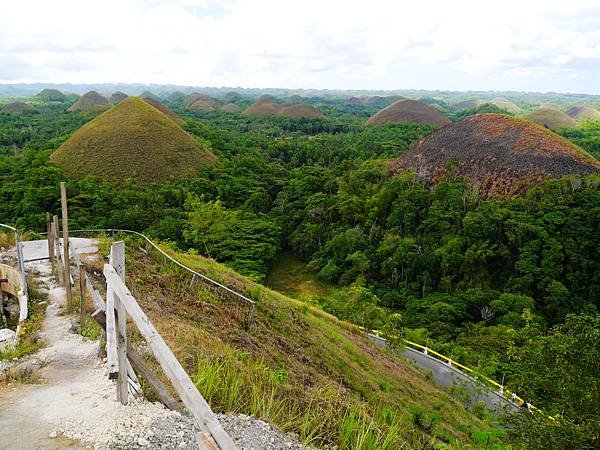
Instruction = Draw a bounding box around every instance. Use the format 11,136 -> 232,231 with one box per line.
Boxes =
50,97 -> 216,184
566,105 -> 600,121
453,98 -> 522,114
244,98 -> 325,119
390,113 -> 600,197
524,106 -> 578,130
366,99 -> 451,126
68,91 -> 110,112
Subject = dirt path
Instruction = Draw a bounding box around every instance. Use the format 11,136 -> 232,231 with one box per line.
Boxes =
0,240 -> 201,449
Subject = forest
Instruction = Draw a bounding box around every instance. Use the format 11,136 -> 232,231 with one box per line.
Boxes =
0,94 -> 599,449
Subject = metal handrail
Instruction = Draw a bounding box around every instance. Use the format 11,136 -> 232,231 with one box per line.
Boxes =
59,228 -> 255,307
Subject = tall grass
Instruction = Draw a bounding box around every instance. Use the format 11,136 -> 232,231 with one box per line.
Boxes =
193,351 -> 422,449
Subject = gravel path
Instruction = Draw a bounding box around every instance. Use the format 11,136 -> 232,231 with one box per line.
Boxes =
0,240 -> 314,449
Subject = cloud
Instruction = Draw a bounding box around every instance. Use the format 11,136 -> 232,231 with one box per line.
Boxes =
0,0 -> 598,93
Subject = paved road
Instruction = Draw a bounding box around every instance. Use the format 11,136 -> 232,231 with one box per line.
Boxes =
368,334 -> 516,414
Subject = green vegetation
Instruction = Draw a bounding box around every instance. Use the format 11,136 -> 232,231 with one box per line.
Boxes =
50,97 -> 217,184
0,89 -> 599,447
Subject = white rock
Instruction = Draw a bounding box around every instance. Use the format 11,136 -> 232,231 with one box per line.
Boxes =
137,437 -> 149,447
0,328 -> 16,351
49,431 -> 57,439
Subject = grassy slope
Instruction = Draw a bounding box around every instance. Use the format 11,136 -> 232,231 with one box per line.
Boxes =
50,97 -> 216,184
122,244 -> 490,449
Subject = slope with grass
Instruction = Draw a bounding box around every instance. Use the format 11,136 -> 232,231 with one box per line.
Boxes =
390,113 -> 600,197
121,243 -> 494,449
453,98 -> 522,114
244,98 -> 326,119
366,99 -> 450,126
524,106 -> 578,130
566,105 -> 600,121
34,88 -> 66,102
142,97 -> 184,124
50,97 -> 216,184
110,91 -> 128,104
0,102 -> 32,113
186,93 -> 220,108
67,91 -> 110,112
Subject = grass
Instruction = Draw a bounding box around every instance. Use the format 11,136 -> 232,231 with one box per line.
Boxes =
50,97 -> 217,184
523,107 -> 578,131
366,99 -> 451,126
118,240 -> 499,449
265,251 -> 335,300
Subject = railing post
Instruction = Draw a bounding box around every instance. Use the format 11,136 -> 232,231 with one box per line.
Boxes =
52,215 -> 62,282
79,264 -> 86,333
14,230 -> 28,299
110,241 -> 128,405
60,182 -> 72,312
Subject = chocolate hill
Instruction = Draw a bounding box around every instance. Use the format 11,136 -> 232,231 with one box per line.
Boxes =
220,103 -> 242,113
524,106 -> 578,130
186,93 -> 220,108
110,92 -> 128,104
1,102 -> 33,113
243,98 -> 325,119
453,98 -> 522,114
142,97 -> 183,124
51,97 -> 216,184
366,99 -> 450,126
35,88 -> 66,102
68,91 -> 109,112
566,105 -> 600,121
189,100 -> 216,112
390,114 -> 600,197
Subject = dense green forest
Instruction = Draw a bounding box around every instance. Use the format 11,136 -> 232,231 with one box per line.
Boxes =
1,96 -> 599,448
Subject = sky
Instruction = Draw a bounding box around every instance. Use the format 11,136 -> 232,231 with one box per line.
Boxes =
1,0 -> 599,94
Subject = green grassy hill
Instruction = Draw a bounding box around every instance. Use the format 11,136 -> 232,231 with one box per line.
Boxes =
50,97 -> 216,184
115,241 -> 497,449
524,106 -> 578,130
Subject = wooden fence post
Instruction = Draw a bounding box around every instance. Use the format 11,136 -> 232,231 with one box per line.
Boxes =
46,212 -> 54,264
79,264 -> 86,332
110,241 -> 128,405
60,182 -> 72,311
52,215 -> 62,283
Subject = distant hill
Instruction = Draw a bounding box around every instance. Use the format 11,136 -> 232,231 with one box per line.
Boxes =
186,93 -> 220,108
223,91 -> 242,102
390,114 -> 600,197
566,105 -> 600,121
35,88 -> 66,102
142,97 -> 183,124
220,103 -> 242,113
188,100 -> 216,112
1,102 -> 33,113
140,90 -> 159,101
524,106 -> 578,130
366,99 -> 450,126
453,98 -> 522,114
110,92 -> 128,104
244,98 -> 325,119
67,91 -> 110,112
51,97 -> 216,184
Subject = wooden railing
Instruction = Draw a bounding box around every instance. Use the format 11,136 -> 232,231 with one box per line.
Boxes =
73,240 -> 235,450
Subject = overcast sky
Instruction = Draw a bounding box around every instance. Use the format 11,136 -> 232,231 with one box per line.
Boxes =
1,0 -> 599,93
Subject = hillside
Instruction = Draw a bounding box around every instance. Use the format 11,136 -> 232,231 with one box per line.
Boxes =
50,97 -> 216,184
110,91 -> 128,104
186,93 -> 220,108
366,99 -> 450,126
34,88 -> 66,102
67,91 -> 110,112
453,98 -> 522,114
524,106 -> 578,130
566,105 -> 600,121
188,100 -> 216,112
244,98 -> 326,119
220,103 -> 242,113
0,102 -> 32,113
122,243 -> 487,449
142,97 -> 183,124
390,113 -> 600,197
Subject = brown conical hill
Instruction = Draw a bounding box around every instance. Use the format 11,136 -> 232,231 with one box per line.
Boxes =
189,100 -> 215,112
50,97 -> 216,184
142,97 -> 183,124
366,99 -> 450,126
110,92 -> 128,104
390,114 -> 600,197
524,106 -> 578,130
220,103 -> 242,113
243,99 -> 282,117
566,105 -> 600,121
68,91 -> 109,112
140,91 -> 159,101
279,104 -> 325,119
186,93 -> 220,108
1,102 -> 33,113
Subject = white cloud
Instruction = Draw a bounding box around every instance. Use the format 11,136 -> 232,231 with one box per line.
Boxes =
0,0 -> 599,92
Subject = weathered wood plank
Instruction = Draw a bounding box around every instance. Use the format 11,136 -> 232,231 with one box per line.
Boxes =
105,279 -> 119,380
60,182 -> 72,311
103,264 -> 235,450
110,241 -> 129,405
